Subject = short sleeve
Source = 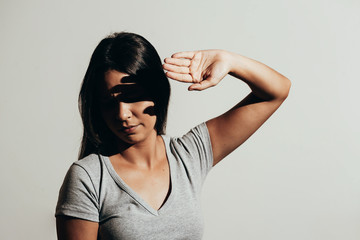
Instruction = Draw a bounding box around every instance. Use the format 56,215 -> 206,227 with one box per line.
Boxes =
173,122 -> 214,182
55,163 -> 100,222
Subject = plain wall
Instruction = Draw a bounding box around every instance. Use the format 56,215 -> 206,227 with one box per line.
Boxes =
0,0 -> 359,239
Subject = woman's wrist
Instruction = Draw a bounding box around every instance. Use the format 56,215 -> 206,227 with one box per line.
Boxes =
222,51 -> 246,80
216,50 -> 235,75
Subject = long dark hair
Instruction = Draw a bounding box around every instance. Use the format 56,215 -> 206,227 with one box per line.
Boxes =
78,32 -> 170,159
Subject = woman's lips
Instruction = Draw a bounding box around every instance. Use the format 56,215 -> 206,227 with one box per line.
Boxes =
121,125 -> 139,134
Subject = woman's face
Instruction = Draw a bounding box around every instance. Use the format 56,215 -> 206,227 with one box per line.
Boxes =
99,70 -> 157,145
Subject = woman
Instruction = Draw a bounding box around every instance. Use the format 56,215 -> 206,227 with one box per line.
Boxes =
56,32 -> 291,239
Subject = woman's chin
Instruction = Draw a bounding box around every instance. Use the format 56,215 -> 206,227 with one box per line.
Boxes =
116,131 -> 155,146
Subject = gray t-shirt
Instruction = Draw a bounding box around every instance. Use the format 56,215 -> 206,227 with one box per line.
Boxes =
56,123 -> 213,240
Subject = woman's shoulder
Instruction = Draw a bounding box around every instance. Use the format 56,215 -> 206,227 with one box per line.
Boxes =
166,122 -> 213,161
169,122 -> 210,146
76,153 -> 101,167
69,153 -> 103,179
165,122 -> 213,182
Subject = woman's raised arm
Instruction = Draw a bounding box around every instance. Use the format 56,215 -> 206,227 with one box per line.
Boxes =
163,50 -> 291,166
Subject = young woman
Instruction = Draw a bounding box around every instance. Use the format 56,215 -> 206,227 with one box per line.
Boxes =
55,32 -> 291,240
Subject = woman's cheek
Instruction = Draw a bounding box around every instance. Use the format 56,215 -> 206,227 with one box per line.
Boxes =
138,101 -> 156,116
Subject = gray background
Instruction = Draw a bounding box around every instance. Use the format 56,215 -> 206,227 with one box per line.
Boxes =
1,0 -> 359,239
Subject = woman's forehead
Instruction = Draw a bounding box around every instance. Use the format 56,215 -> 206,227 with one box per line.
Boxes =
103,70 -> 136,88
99,70 -> 151,102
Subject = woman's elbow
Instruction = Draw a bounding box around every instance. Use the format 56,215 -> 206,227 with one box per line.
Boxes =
277,76 -> 291,101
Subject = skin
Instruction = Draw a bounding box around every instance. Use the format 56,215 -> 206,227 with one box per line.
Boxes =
56,50 -> 291,239
163,50 -> 290,164
100,71 -> 170,211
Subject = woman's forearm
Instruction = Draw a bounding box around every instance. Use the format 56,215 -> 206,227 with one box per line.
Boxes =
223,51 -> 291,101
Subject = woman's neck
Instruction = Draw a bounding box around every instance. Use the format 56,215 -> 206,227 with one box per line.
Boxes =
114,132 -> 165,170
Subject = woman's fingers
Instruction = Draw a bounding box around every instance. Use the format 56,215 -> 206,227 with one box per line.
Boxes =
171,51 -> 195,59
164,50 -> 205,84
164,50 -> 226,91
163,63 -> 190,74
164,57 -> 191,67
188,77 -> 217,91
165,72 -> 193,82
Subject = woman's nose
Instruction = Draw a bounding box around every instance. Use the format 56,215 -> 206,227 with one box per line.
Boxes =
117,102 -> 132,120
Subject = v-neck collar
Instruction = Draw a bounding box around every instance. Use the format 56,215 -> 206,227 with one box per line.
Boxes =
101,135 -> 175,216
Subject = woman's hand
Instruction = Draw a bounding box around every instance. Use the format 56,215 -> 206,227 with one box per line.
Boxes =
163,50 -> 231,91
